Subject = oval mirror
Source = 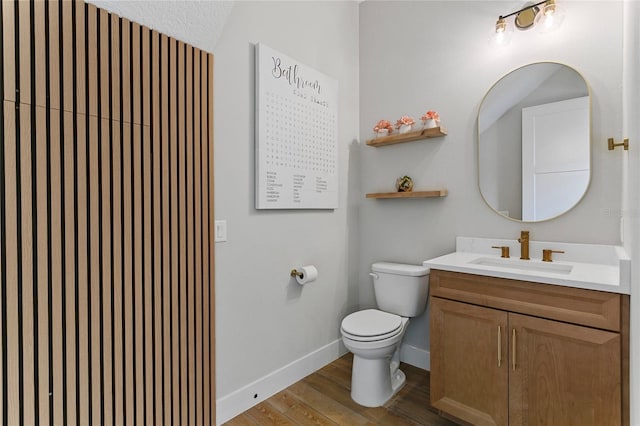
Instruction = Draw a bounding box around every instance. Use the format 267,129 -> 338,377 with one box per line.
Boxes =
478,62 -> 591,222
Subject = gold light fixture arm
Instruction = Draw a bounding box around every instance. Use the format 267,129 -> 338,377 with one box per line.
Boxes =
608,137 -> 629,151
498,0 -> 548,21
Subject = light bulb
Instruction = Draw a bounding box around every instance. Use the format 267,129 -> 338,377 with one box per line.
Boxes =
490,17 -> 513,47
535,0 -> 565,33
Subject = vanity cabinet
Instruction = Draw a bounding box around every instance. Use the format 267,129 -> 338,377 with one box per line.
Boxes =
429,270 -> 628,426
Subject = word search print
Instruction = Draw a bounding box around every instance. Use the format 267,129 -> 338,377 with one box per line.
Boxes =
255,43 -> 338,209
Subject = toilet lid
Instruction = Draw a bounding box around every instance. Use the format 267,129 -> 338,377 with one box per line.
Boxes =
341,309 -> 402,341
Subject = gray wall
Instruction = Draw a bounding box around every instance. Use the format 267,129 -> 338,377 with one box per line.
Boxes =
359,1 -> 624,354
213,1 -> 360,398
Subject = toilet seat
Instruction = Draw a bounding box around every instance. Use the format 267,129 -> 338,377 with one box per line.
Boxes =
341,309 -> 403,342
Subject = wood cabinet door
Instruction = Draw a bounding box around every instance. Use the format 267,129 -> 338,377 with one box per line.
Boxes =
509,313 -> 621,426
431,297 -> 509,426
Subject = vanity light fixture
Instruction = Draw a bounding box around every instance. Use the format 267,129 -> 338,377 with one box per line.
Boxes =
491,0 -> 565,46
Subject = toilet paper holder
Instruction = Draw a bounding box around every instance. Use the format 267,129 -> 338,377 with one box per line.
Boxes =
290,269 -> 305,278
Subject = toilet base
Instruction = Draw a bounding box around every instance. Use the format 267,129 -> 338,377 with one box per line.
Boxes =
350,353 -> 406,407
390,367 -> 406,398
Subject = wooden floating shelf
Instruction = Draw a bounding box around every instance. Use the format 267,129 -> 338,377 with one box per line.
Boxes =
366,126 -> 447,147
366,189 -> 448,199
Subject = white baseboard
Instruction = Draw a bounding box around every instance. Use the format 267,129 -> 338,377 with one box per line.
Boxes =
216,339 -> 347,425
400,343 -> 430,371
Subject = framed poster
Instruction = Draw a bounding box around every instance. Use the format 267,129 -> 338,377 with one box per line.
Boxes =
255,43 -> 338,209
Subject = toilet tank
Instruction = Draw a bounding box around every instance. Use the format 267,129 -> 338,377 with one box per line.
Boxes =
371,262 -> 430,317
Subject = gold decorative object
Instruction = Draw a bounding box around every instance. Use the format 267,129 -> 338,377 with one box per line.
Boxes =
396,176 -> 414,192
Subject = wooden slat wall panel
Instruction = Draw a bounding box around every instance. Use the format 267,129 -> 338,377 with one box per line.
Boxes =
0,1 -> 215,425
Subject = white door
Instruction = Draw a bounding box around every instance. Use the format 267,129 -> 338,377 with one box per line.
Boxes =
522,96 -> 589,221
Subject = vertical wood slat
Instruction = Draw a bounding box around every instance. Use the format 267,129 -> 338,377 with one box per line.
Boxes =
133,120 -> 144,426
4,100 -> 19,426
20,102 -> 34,426
0,4 -> 4,421
1,106 -> 6,425
18,0 -> 30,104
0,2 -> 214,425
33,3 -> 48,421
34,1 -> 46,107
75,0 -> 86,116
101,114 -> 114,426
169,36 -> 180,426
193,47 -> 203,426
76,109 -> 90,426
201,50 -> 211,426
49,106 -> 64,426
35,105 -> 50,426
3,0 -> 15,102
122,120 -> 134,426
62,0 -> 73,113
141,25 -> 153,426
89,114 -> 101,426
48,0 -> 60,109
177,40 -> 188,426
111,14 -> 124,426
151,29 -> 163,426
208,51 -> 216,426
64,110 -> 77,426
186,42 -> 195,426
131,19 -> 143,426
120,19 -> 135,426
160,32 -> 172,426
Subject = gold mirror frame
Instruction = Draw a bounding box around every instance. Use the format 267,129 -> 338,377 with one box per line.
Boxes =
477,62 -> 592,223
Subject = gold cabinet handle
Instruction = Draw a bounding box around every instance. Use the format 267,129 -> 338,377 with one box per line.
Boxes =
512,328 -> 517,371
497,326 -> 502,367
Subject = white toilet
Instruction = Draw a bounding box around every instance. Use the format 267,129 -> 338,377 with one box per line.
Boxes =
340,262 -> 430,407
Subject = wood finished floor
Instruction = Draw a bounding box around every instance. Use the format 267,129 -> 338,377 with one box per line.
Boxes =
224,353 -> 458,425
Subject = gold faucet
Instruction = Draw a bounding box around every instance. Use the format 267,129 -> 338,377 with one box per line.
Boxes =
518,231 -> 530,260
491,246 -> 510,258
542,249 -> 564,262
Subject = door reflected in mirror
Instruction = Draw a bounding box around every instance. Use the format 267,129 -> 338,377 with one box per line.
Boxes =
478,62 -> 590,222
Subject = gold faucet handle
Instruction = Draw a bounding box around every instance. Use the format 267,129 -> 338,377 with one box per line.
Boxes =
542,249 -> 564,262
492,246 -> 510,258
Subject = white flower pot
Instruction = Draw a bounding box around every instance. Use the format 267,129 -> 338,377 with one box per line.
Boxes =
399,124 -> 413,134
423,119 -> 438,129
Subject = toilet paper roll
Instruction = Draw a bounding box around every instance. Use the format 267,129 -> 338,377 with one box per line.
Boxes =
295,265 -> 318,285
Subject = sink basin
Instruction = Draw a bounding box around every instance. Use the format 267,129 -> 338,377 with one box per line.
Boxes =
469,256 -> 573,274
423,237 -> 630,294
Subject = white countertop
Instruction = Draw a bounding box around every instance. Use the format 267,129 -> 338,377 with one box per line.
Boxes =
423,237 -> 631,294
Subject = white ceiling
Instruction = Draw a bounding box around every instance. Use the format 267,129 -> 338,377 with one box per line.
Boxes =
87,0 -> 235,53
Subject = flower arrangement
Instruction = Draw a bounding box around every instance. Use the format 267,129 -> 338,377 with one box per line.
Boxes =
373,119 -> 394,136
421,110 -> 440,129
395,115 -> 416,128
395,115 -> 416,134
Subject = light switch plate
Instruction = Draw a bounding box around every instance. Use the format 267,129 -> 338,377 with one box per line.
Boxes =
215,220 -> 227,243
